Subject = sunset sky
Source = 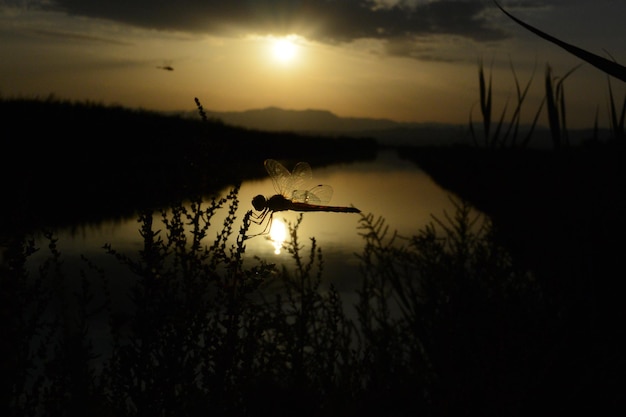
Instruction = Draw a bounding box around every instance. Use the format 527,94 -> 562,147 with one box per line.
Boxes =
1,1 -> 625,129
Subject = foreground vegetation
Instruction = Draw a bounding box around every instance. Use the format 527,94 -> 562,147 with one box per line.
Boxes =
2,190 -> 559,416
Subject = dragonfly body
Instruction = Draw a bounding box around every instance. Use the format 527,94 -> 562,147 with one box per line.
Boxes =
249,159 -> 360,237
253,194 -> 360,214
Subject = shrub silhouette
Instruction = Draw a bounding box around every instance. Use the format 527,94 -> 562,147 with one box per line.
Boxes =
1,188 -> 559,416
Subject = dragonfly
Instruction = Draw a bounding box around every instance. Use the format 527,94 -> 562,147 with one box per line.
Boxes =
156,60 -> 174,71
249,159 -> 361,237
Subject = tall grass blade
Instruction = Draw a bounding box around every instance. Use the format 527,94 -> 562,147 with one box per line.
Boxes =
472,58 -> 541,148
503,60 -> 522,146
494,1 -> 626,83
616,91 -> 626,140
607,77 -> 626,140
492,99 -> 509,148
544,65 -> 561,148
520,97 -> 545,148
556,64 -> 581,146
544,64 -> 580,148
505,59 -> 536,147
194,97 -> 208,122
592,106 -> 600,143
469,103 -> 479,147
557,78 -> 569,146
478,58 -> 492,145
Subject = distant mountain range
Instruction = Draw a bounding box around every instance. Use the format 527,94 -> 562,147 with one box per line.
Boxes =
179,106 -> 603,147
184,106 -> 469,146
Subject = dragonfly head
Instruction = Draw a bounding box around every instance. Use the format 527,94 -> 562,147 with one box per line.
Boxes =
252,195 -> 267,211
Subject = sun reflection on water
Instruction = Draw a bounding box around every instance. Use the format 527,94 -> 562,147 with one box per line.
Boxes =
269,218 -> 287,254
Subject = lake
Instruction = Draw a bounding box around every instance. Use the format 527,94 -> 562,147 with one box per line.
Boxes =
24,148 -> 475,316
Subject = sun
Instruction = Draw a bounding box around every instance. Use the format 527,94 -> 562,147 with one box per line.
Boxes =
272,36 -> 299,63
269,218 -> 287,254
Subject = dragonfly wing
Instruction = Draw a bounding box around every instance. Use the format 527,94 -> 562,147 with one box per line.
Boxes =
292,184 -> 333,204
264,159 -> 292,196
290,162 -> 313,195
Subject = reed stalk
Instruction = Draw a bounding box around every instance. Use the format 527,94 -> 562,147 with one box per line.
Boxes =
607,77 -> 626,141
470,59 -> 543,149
494,0 -> 626,83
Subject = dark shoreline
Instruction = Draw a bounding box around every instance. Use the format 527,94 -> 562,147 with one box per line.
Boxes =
1,97 -> 378,234
5,97 -> 625,279
400,142 -> 626,319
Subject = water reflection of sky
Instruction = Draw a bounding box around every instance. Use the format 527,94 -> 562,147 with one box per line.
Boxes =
237,149 -> 459,261
201,149 -> 469,305
28,149 -> 467,307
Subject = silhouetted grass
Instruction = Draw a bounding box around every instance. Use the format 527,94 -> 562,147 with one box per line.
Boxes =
495,1 -> 626,83
2,188 -> 559,416
607,77 -> 626,141
397,9 -> 626,412
492,0 -> 626,147
470,58 -> 543,148
473,3 -> 626,150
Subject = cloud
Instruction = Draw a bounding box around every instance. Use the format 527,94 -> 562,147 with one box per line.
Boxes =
29,28 -> 133,45
44,0 -> 509,49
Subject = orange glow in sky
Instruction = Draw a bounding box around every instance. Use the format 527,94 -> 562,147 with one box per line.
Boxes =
1,2 -> 625,129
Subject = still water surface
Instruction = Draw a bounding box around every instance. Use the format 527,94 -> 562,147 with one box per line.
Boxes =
29,149 -> 466,300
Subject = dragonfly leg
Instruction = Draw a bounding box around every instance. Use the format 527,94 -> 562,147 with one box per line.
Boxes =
250,209 -> 269,225
246,212 -> 274,238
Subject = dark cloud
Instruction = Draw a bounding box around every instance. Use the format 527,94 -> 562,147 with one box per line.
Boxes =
383,36 -> 470,63
29,28 -> 132,45
45,0 -> 508,46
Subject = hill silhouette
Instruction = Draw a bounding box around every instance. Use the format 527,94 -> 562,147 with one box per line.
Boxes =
195,106 -> 470,146
193,106 -> 606,147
